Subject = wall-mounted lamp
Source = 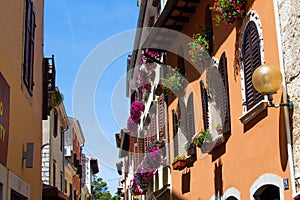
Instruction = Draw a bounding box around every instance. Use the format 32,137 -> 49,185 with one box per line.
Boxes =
252,64 -> 293,110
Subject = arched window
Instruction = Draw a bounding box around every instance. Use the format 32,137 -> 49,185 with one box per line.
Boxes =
241,20 -> 264,110
219,52 -> 231,133
253,185 -> 280,200
53,109 -> 58,138
172,109 -> 179,157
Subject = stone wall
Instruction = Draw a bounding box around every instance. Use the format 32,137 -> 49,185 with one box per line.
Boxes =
277,0 -> 300,188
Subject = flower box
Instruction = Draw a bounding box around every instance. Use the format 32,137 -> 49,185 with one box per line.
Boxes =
172,159 -> 187,170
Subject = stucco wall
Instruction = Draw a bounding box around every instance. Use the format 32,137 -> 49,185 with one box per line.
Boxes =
277,0 -> 300,186
0,0 -> 44,199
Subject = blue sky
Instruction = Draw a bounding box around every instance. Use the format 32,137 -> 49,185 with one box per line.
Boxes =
44,0 -> 139,194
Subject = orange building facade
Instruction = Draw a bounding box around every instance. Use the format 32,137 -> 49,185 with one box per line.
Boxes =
122,0 -> 297,199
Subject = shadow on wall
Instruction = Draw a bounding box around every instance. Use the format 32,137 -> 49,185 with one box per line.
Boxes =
181,170 -> 191,194
214,159 -> 223,197
279,98 -> 290,171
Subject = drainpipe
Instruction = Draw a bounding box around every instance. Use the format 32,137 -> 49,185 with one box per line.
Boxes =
273,0 -> 297,197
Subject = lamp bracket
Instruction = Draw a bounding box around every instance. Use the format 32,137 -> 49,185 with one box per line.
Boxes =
268,99 -> 294,110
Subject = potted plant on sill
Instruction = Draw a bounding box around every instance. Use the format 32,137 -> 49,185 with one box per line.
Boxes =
185,143 -> 196,156
193,130 -> 214,153
172,155 -> 187,170
210,0 -> 247,26
216,124 -> 223,135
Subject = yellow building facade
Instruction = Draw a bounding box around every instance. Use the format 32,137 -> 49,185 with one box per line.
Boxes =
0,0 -> 45,199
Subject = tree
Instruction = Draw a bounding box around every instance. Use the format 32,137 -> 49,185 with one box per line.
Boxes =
92,176 -> 112,200
110,193 -> 121,200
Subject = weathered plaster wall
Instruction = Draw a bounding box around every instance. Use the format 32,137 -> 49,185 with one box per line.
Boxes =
277,0 -> 300,187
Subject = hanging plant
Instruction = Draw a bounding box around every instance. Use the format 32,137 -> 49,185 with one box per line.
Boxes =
130,101 -> 145,124
210,0 -> 247,25
193,130 -> 212,147
162,67 -> 185,97
48,90 -> 63,110
188,28 -> 213,65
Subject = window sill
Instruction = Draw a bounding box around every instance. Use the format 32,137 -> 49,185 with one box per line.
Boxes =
239,100 -> 268,125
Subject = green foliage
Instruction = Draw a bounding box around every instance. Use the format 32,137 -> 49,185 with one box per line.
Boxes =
188,27 -> 213,65
92,176 -> 112,200
210,0 -> 247,25
48,90 -> 63,110
110,193 -> 121,200
162,67 -> 185,96
193,130 -> 212,147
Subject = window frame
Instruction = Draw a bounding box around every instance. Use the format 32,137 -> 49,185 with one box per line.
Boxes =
23,0 -> 36,95
239,11 -> 265,113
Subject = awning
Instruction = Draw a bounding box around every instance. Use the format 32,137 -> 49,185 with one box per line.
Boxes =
42,184 -> 68,200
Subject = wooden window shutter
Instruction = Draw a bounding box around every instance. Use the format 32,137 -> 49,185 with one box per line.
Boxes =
138,138 -> 144,165
23,0 -> 36,94
186,93 -> 195,144
133,142 -> 138,171
242,21 -> 263,110
219,52 -> 231,133
200,81 -> 209,130
172,109 -> 179,157
150,112 -> 157,141
158,94 -> 165,140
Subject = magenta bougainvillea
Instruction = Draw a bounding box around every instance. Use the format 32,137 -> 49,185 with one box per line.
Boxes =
130,101 -> 145,124
133,140 -> 166,185
141,49 -> 160,64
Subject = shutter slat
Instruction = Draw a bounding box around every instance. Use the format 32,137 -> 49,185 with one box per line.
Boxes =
242,21 -> 263,110
200,81 -> 209,130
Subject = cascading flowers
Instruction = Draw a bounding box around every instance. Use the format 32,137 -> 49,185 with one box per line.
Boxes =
162,67 -> 185,96
130,101 -> 145,124
133,140 -> 166,185
210,0 -> 247,25
188,28 -> 213,65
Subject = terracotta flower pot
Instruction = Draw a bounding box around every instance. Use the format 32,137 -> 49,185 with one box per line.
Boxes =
172,159 -> 187,170
201,142 -> 214,153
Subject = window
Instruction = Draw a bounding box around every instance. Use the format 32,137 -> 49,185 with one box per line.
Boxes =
10,190 -> 27,200
0,183 -> 2,200
52,160 -> 56,187
200,81 -> 209,130
60,127 -> 64,152
158,94 -> 165,140
241,21 -> 264,110
53,109 -> 58,138
23,0 -> 36,94
186,93 -> 195,144
60,172 -> 63,191
218,53 -> 231,133
172,109 -> 179,157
